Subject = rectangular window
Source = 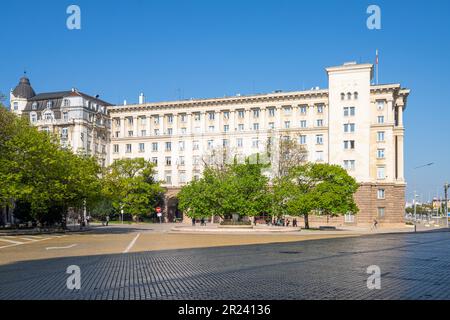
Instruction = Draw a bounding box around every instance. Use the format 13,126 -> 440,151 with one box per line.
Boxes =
299,135 -> 306,145
377,189 -> 385,199
194,113 -> 201,121
154,115 -> 160,124
181,128 -> 187,134
317,104 -> 324,113
167,128 -> 173,135
343,160 -> 356,171
180,114 -> 187,122
344,123 -> 355,133
193,141 -> 199,150
154,129 -> 160,136
207,140 -> 214,149
315,151 -> 324,162
316,134 -> 323,145
237,138 -> 243,148
179,171 -> 186,184
300,120 -> 307,128
377,131 -> 385,142
126,144 -> 132,153
238,110 -> 245,118
377,148 -> 385,159
193,156 -> 200,165
165,142 -> 172,151
268,122 -> 275,129
208,125 -> 215,132
178,156 -> 185,166
138,143 -> 145,152
378,207 -> 385,218
165,157 -> 172,166
238,124 -> 244,131
223,111 -> 230,119
316,119 -> 323,127
179,141 -> 185,151
164,172 -> 172,184
63,112 -> 68,122
252,138 -> 259,148
253,123 -> 259,131
113,144 -> 119,153
223,139 -> 229,147
344,140 -> 355,150
377,101 -> 385,110
140,116 -> 147,125
167,115 -> 174,123
152,142 -> 158,152
344,107 -> 356,117
253,109 -> 260,118
377,166 -> 386,179
268,108 -> 275,117
378,116 -> 385,124
283,106 -> 292,115
128,131 -> 133,137
300,105 -> 307,114
141,130 -> 146,137
115,131 -> 120,138
208,112 -> 215,120
284,121 -> 290,129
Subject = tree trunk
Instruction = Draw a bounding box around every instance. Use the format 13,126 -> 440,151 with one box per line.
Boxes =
304,214 -> 310,229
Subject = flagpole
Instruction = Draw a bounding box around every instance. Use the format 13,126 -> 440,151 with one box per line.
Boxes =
376,49 -> 379,85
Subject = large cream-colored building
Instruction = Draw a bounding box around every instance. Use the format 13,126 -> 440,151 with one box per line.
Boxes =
108,62 -> 410,225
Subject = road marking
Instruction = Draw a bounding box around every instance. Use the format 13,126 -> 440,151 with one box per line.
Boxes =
20,237 -> 39,241
46,244 -> 78,250
123,233 -> 140,253
0,238 -> 25,244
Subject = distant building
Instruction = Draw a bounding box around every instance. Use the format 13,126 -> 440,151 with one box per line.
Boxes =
10,76 -> 112,167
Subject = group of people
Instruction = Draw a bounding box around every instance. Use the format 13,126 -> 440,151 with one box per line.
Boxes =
192,217 -> 207,226
271,218 -> 298,227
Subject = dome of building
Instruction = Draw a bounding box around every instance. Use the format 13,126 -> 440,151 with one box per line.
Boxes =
12,76 -> 36,99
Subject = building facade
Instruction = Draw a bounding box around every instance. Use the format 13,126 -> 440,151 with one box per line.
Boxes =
10,76 -> 112,167
108,62 -> 410,225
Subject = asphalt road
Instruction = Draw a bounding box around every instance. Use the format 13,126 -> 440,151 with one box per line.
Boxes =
0,228 -> 450,300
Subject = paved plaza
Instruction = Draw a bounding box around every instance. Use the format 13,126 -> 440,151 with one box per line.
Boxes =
0,224 -> 450,300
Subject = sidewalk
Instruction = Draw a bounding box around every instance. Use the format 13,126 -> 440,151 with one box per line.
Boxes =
0,224 -> 94,236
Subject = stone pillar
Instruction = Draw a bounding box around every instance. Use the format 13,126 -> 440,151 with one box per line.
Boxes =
173,113 -> 178,136
159,114 -> 164,135
133,116 -> 138,136
201,111 -> 206,134
120,117 -> 125,138
397,134 -> 404,181
398,105 -> 404,127
277,106 -> 283,129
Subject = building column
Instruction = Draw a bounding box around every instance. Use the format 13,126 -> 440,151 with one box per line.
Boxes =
397,134 -> 404,181
120,117 -> 125,138
397,105 -> 404,127
133,116 -> 138,136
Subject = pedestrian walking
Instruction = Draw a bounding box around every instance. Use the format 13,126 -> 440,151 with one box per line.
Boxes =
286,219 -> 290,227
106,215 -> 110,226
192,217 -> 196,226
293,218 -> 297,228
372,219 -> 378,231
200,217 -> 206,226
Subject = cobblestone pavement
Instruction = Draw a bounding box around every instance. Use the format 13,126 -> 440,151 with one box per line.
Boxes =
0,230 -> 450,300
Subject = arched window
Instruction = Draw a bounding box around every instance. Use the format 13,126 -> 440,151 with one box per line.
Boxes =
347,92 -> 352,100
341,93 -> 345,101
354,92 -> 358,100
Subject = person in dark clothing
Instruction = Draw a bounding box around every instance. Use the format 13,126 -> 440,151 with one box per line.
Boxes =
200,217 -> 206,226
192,217 -> 196,226
293,218 -> 298,228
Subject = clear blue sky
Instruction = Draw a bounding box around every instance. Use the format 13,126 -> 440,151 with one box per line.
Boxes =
1,0 -> 449,203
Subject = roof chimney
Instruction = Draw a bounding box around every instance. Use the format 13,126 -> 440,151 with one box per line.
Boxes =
139,93 -> 145,104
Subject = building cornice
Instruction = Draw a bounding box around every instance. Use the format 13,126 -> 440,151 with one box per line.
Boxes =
108,90 -> 330,114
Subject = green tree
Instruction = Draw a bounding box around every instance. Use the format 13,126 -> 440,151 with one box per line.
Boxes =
274,163 -> 359,229
178,160 -> 270,221
102,158 -> 163,220
0,108 -> 102,226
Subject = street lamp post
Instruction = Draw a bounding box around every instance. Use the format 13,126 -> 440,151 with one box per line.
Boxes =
411,162 -> 435,230
445,183 -> 449,228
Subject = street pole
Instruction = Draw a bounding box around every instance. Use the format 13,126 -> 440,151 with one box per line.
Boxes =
445,183 -> 449,228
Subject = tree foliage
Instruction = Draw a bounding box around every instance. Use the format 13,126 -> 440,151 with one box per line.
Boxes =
273,163 -> 359,228
102,158 -> 164,218
178,161 -> 270,220
0,108 -> 102,225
